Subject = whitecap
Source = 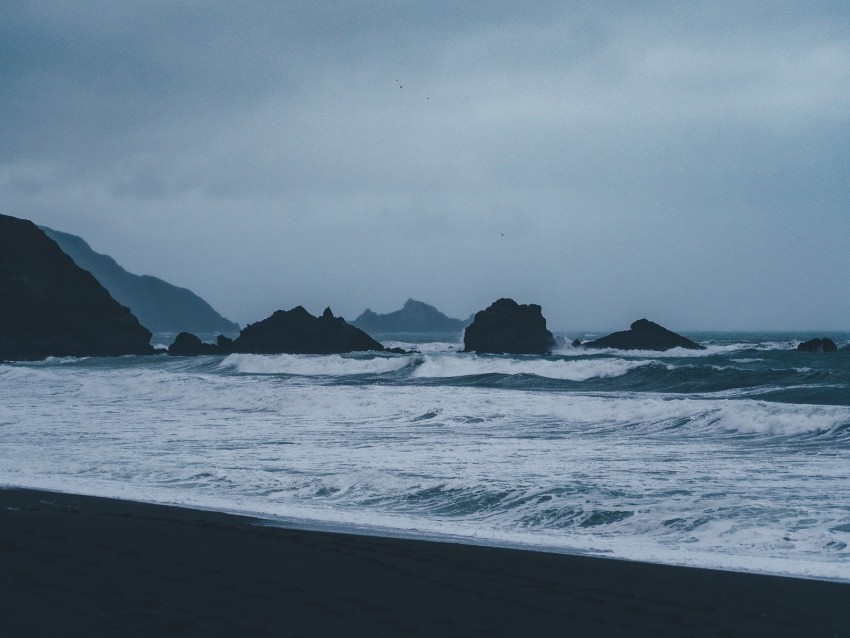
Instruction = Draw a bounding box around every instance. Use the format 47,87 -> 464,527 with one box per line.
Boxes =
410,354 -> 653,381
220,352 -> 417,376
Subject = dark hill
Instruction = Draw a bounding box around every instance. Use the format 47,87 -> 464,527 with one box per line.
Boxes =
41,227 -> 239,335
0,214 -> 153,360
352,299 -> 468,333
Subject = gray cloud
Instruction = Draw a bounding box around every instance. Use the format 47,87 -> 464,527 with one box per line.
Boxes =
2,2 -> 849,330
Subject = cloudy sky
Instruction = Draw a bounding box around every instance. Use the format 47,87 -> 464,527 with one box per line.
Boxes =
3,2 -> 849,331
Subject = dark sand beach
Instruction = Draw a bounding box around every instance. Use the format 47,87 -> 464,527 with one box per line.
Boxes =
1,488 -> 846,637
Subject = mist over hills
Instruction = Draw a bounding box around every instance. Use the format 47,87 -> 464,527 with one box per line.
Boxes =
351,299 -> 470,333
41,227 -> 239,335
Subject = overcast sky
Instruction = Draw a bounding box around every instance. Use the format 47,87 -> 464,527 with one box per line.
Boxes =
3,2 -> 849,331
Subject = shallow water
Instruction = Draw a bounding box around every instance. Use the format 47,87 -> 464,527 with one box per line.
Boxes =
1,331 -> 848,582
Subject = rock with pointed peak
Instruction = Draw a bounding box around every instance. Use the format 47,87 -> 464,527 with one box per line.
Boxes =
232,306 -> 385,354
582,319 -> 704,351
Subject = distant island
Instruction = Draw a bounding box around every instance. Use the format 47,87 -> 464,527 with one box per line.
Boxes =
41,226 -> 239,335
351,299 -> 469,333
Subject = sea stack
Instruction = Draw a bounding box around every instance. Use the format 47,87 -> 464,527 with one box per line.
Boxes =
0,214 -> 153,360
41,226 -> 240,335
167,332 -> 219,356
463,298 -> 555,355
582,319 -> 704,351
231,306 -> 386,354
796,338 -> 838,353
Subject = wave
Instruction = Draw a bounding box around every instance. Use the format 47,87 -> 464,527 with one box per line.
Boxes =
220,352 -> 416,376
215,352 -> 656,382
410,354 -> 653,381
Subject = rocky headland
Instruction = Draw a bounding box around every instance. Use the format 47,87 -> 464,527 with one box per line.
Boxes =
463,298 -> 556,355
1,214 -> 153,360
41,226 -> 239,335
581,319 -> 705,351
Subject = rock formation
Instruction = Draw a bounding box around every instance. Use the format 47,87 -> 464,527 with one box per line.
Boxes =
232,306 -> 386,354
0,214 -> 153,360
796,338 -> 838,353
352,299 -> 468,333
41,226 -> 239,335
582,319 -> 705,351
463,298 -> 555,355
167,332 -> 219,356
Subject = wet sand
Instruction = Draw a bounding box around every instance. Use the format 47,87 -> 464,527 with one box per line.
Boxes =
1,487 -> 846,637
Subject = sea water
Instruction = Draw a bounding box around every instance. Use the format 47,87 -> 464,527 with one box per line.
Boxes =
1,332 -> 848,582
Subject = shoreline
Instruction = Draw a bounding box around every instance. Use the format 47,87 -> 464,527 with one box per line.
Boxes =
6,481 -> 842,585
1,487 -> 846,637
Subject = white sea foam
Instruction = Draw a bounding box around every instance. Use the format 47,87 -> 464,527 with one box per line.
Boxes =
713,401 -> 850,436
220,352 -> 415,376
381,340 -> 461,354
571,343 -> 748,358
2,344 -> 849,583
411,354 -> 652,381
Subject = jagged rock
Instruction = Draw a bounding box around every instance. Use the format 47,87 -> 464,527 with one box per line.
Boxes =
463,298 -> 555,354
582,319 -> 705,351
352,299 -> 468,333
168,332 -> 218,356
41,226 -> 239,335
796,338 -> 838,353
571,338 -> 583,348
232,306 -> 385,354
0,214 -> 153,360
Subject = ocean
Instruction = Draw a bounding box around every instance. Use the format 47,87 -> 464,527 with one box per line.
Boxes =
1,331 -> 849,583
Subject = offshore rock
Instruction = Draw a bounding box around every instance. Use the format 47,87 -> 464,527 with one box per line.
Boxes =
463,298 -> 555,355
582,319 -> 705,351
0,213 -> 153,361
217,335 -> 234,353
167,332 -> 219,356
352,299 -> 468,333
796,338 -> 838,353
233,306 -> 386,354
41,226 -> 239,335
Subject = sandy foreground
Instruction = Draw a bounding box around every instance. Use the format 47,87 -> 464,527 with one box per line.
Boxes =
1,487 -> 846,637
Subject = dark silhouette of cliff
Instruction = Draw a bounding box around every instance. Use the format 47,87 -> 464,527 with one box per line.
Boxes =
1,214 -> 153,360
41,226 -> 239,335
